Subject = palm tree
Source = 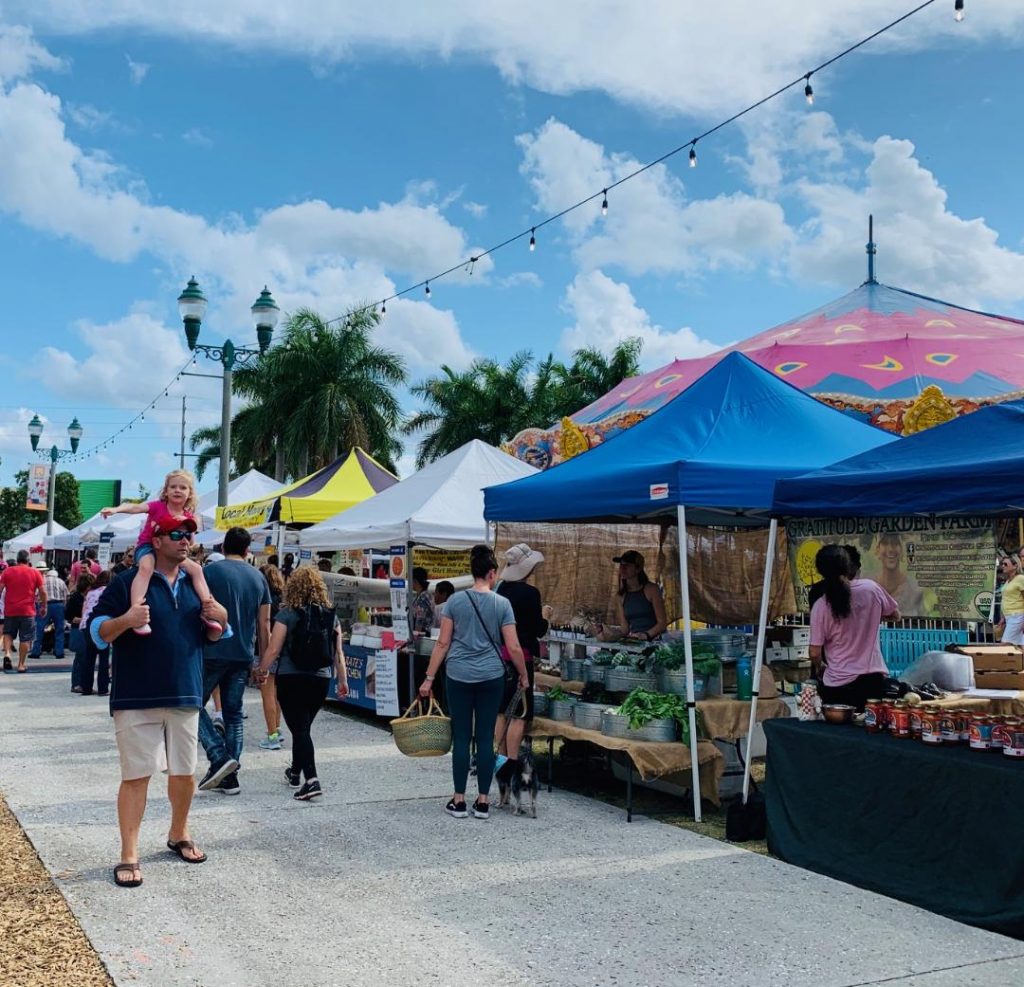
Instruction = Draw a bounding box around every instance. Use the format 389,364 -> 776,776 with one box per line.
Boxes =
552,338 -> 643,414
190,306 -> 406,482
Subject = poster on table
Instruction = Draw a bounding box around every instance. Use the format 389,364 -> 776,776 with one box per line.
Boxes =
411,547 -> 471,580
373,649 -> 400,717
26,464 -> 49,512
97,531 -> 114,568
786,517 -> 996,619
389,545 -> 410,641
339,646 -> 376,711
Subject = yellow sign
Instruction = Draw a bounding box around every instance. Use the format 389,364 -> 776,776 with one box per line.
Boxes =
215,500 -> 274,530
412,547 -> 471,580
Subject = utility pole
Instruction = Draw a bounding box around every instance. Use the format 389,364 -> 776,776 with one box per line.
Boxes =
179,395 -> 187,469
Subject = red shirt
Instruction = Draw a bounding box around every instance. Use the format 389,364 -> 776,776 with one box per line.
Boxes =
69,560 -> 101,583
0,565 -> 44,617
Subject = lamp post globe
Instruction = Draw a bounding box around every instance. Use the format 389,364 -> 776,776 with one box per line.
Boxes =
27,414 -> 44,452
67,417 -> 83,454
177,276 -> 208,350
251,286 -> 280,354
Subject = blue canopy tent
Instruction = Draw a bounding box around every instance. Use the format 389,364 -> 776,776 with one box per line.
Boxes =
772,398 -> 1024,517
486,351 -> 896,816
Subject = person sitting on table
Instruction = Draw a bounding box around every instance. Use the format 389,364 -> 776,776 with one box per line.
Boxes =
996,553 -> 1024,645
594,550 -> 667,643
809,544 -> 899,712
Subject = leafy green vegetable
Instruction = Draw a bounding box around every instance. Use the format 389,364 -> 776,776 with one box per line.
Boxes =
617,688 -> 709,743
591,650 -> 616,666
546,686 -> 571,702
649,642 -> 721,677
610,652 -> 635,668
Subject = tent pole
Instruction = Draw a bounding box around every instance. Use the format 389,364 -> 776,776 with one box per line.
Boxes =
676,505 -> 702,822
742,518 -> 777,804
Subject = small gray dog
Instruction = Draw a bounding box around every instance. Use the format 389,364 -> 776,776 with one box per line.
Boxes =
497,743 -> 539,818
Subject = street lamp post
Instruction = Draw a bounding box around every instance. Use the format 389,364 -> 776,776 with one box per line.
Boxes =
28,414 -> 83,536
177,278 -> 280,507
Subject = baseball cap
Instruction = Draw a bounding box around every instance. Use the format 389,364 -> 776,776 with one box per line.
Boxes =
152,507 -> 198,536
612,550 -> 645,568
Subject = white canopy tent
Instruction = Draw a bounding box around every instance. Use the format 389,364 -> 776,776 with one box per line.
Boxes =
198,469 -> 278,529
3,520 -> 67,556
51,511 -> 142,552
299,440 -> 537,550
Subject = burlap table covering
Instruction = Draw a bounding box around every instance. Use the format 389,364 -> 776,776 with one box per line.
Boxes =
698,696 -> 790,742
536,671 -> 585,693
527,716 -> 724,804
931,692 -> 1024,716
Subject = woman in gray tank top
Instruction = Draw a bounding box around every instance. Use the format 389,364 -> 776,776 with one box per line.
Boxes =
613,550 -> 667,642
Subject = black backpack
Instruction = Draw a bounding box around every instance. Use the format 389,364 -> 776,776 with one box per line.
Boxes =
290,605 -> 334,671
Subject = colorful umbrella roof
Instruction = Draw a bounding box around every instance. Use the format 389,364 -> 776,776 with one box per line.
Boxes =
506,278 -> 1024,468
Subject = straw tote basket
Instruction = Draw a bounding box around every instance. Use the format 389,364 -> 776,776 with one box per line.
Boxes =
390,697 -> 452,757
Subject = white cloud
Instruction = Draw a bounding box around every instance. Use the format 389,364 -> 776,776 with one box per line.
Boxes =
10,3 -> 1024,116
0,23 -> 63,82
463,201 -> 487,219
562,270 -> 719,369
66,102 -> 117,131
125,55 -> 149,85
518,118 -> 793,278
182,126 -> 213,147
790,136 -> 1024,305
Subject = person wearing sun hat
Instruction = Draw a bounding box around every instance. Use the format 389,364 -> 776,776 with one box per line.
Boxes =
495,544 -> 552,762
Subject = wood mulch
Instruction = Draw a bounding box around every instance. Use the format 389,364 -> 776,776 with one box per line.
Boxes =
0,792 -> 114,986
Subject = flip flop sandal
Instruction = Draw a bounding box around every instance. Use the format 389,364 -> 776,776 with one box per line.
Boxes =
113,863 -> 143,888
16,667 -> 27,673
166,839 -> 207,864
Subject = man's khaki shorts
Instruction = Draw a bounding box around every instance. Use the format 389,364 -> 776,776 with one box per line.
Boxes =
113,708 -> 199,781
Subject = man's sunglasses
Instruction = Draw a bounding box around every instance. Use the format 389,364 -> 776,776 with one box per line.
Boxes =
164,529 -> 193,542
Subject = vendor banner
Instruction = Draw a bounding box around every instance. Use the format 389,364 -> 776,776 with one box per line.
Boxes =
215,499 -> 275,530
26,464 -> 49,512
785,517 -> 996,619
411,547 -> 471,580
337,645 -> 376,711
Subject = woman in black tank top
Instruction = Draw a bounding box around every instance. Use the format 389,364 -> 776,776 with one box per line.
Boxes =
612,550 -> 667,642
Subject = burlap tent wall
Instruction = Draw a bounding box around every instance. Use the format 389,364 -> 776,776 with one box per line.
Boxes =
497,522 -> 795,628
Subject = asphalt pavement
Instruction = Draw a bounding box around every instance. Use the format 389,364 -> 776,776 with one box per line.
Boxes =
2,660 -> 1023,987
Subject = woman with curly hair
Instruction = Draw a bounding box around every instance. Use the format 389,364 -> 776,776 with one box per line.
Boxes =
255,567 -> 348,801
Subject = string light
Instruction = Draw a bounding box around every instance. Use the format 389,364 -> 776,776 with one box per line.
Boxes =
529,228 -> 536,252
954,0 -> 964,21
331,0 -> 945,326
381,301 -> 386,316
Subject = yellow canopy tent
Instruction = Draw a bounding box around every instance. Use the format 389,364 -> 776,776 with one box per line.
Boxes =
215,448 -> 398,529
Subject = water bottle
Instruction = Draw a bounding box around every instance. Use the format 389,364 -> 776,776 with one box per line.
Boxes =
736,656 -> 754,701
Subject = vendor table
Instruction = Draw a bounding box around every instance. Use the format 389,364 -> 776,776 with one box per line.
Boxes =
764,718 -> 1024,937
528,716 -> 724,820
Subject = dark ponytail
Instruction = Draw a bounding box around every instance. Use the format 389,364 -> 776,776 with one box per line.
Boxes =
815,544 -> 851,619
470,544 -> 498,580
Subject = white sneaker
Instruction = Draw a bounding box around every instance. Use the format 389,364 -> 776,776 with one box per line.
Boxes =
258,733 -> 282,750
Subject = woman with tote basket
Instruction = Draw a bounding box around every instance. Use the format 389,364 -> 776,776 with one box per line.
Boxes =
419,545 -> 528,820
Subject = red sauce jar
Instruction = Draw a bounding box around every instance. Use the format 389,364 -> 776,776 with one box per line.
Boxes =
909,706 -> 923,740
864,699 -> 884,734
991,716 -> 1010,750
969,715 -> 993,750
890,703 -> 912,739
938,710 -> 959,743
920,706 -> 942,744
955,709 -> 971,743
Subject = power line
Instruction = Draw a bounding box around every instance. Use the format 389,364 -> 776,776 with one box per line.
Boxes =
327,0 -> 951,324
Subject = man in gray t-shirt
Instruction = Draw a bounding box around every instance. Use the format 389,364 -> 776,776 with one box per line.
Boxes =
441,589 -> 515,682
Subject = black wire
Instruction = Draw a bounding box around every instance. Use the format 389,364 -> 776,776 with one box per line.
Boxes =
325,0 -> 939,324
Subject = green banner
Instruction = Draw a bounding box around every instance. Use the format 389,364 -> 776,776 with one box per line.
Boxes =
785,517 -> 996,619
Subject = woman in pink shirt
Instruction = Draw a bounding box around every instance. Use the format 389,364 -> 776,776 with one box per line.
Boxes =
809,544 -> 900,711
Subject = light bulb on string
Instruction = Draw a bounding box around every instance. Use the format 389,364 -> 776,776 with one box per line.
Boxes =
529,228 -> 536,252
425,281 -> 431,298
954,0 -> 964,21
804,74 -> 814,105
601,190 -> 608,216
689,143 -> 698,168
381,301 -> 386,316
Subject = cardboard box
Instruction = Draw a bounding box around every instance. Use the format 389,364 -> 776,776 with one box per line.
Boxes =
955,644 -> 1024,673
765,647 -> 789,663
974,669 -> 1024,690
791,628 -> 811,646
789,645 -> 810,660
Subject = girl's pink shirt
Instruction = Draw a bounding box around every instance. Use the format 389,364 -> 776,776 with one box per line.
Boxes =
137,500 -> 196,547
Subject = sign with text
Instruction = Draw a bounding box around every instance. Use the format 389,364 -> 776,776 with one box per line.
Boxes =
26,464 -> 49,512
411,547 -> 472,580
97,531 -> 115,568
373,649 -> 400,717
786,517 -> 997,619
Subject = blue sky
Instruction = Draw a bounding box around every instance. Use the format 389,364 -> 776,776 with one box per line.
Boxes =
1,1 -> 1023,496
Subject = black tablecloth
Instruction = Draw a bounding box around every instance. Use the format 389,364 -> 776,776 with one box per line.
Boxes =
764,718 -> 1024,938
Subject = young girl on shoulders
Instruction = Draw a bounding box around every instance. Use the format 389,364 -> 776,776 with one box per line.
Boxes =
102,469 -> 216,635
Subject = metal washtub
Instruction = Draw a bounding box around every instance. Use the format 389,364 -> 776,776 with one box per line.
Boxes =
692,630 -> 746,658
532,691 -> 548,717
562,657 -> 586,682
547,698 -> 577,722
571,702 -> 607,731
600,711 -> 678,742
604,668 -> 658,693
658,669 -> 706,699
583,664 -> 608,685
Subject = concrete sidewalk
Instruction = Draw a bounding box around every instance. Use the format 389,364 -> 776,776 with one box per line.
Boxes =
2,667 -> 1023,987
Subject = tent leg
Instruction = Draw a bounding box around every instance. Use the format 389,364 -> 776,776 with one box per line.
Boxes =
676,505 -> 702,823
742,518 -> 777,805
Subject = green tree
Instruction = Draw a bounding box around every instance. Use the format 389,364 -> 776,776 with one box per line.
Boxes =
403,339 -> 643,467
189,306 -> 407,481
